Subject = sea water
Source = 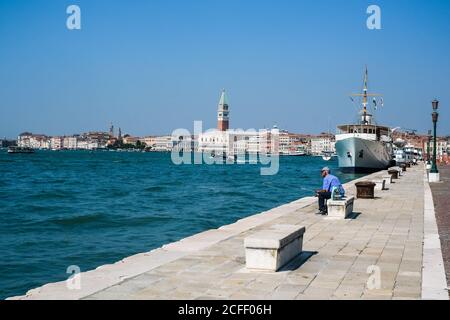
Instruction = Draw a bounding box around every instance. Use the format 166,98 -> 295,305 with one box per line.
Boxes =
0,150 -> 363,298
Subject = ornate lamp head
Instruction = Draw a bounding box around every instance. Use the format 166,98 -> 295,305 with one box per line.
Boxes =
432,99 -> 439,111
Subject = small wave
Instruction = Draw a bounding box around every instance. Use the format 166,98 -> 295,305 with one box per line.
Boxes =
109,189 -> 130,197
144,186 -> 165,192
49,212 -> 105,226
27,192 -> 73,201
152,197 -> 172,204
224,204 -> 246,211
0,159 -> 15,163
220,191 -> 248,197
118,215 -> 173,226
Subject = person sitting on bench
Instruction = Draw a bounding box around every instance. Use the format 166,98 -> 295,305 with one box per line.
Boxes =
315,167 -> 345,215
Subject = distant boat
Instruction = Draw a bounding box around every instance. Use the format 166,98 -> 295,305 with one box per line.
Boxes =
322,151 -> 333,161
8,146 -> 35,154
281,150 -> 307,157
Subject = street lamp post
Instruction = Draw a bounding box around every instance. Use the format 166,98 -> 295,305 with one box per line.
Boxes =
429,99 -> 440,182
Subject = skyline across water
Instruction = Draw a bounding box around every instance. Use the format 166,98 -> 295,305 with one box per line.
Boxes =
1,1 -> 449,138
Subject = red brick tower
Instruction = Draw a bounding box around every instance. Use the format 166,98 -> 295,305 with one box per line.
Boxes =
217,89 -> 229,131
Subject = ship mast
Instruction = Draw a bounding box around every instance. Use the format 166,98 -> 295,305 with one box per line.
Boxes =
363,66 -> 368,116
351,66 -> 381,125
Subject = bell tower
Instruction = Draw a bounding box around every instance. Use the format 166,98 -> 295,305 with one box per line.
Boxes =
217,89 -> 229,131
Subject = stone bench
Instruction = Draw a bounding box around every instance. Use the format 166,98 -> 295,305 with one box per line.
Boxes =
326,197 -> 355,219
393,166 -> 403,176
244,225 -> 306,271
383,175 -> 392,186
388,167 -> 402,179
374,179 -> 386,191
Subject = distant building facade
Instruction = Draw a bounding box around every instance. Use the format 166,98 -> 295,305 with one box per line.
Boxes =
153,136 -> 175,151
63,136 -> 78,150
310,134 -> 336,156
18,133 -> 49,149
50,137 -> 62,150
172,135 -> 196,152
122,135 -> 141,146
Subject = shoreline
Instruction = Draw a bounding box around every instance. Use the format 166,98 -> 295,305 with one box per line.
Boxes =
7,171 -> 376,300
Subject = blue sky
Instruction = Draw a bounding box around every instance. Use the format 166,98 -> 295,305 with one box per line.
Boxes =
0,0 -> 449,138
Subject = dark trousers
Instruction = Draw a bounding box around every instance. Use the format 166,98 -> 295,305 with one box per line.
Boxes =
318,192 -> 332,212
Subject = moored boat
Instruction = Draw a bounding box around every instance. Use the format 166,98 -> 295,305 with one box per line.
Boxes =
335,67 -> 394,173
7,146 -> 35,154
322,151 -> 333,161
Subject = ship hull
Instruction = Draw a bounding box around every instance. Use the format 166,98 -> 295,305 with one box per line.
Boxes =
336,137 -> 392,173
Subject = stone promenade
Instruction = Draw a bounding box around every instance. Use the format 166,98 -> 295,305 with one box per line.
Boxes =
9,165 -> 448,300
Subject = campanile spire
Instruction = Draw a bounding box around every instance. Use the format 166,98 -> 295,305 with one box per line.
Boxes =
217,89 -> 229,131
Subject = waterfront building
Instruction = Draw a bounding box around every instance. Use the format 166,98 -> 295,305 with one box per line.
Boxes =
172,135 -> 196,152
310,134 -> 336,156
393,131 -> 426,149
89,141 -> 100,150
291,134 -> 312,155
429,138 -> 448,159
63,136 -> 77,150
76,138 -> 99,150
122,135 -> 141,146
81,132 -> 109,149
392,131 -> 447,162
18,133 -> 49,149
279,130 -> 290,155
76,139 -> 88,150
143,136 -> 157,148
256,128 -> 279,155
17,132 -> 32,148
153,136 -> 175,151
198,127 -> 278,156
30,135 -> 49,149
198,130 -> 230,155
278,131 -> 311,155
394,144 -> 423,163
50,137 -> 63,150
107,137 -> 118,147
143,135 -> 193,152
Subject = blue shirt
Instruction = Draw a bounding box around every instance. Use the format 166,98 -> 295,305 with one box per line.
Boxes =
322,174 -> 345,195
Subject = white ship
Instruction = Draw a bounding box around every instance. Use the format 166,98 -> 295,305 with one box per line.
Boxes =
335,67 -> 394,173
